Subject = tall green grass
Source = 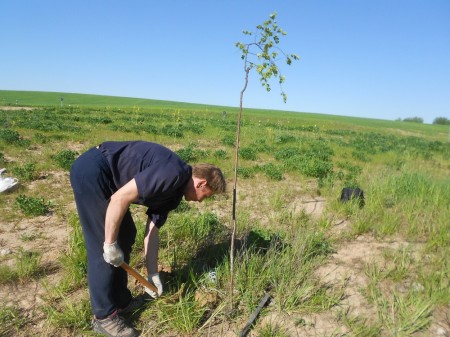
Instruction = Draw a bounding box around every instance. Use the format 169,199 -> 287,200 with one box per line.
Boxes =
57,214 -> 88,291
0,304 -> 26,336
0,249 -> 43,284
350,168 -> 450,245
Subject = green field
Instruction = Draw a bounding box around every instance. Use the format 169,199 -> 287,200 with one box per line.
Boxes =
0,90 -> 228,110
2,90 -> 448,140
0,90 -> 449,336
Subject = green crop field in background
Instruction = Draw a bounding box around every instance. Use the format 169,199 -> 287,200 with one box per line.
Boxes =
1,90 -> 448,140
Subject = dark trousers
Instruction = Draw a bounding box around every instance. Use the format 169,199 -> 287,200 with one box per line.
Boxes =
70,147 -> 136,318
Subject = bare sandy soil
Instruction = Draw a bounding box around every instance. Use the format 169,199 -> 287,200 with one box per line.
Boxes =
0,106 -> 35,111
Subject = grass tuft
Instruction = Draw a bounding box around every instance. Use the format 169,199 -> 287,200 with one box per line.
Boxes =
15,194 -> 51,216
0,304 -> 26,336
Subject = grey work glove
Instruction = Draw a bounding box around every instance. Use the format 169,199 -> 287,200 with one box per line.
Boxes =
144,273 -> 163,298
103,241 -> 124,267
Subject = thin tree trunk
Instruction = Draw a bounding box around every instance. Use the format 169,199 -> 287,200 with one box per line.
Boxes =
230,57 -> 250,311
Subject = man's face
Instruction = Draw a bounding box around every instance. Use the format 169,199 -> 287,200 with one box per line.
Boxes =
184,178 -> 214,202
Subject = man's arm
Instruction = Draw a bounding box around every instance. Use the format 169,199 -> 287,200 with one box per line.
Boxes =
144,216 -> 159,274
104,178 -> 139,244
144,216 -> 163,297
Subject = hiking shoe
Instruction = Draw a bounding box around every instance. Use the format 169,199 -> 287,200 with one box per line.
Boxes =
92,311 -> 139,337
117,295 -> 146,316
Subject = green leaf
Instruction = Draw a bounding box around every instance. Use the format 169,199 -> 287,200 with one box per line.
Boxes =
237,11 -> 298,104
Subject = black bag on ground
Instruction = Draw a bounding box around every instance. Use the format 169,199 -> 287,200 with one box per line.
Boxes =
340,187 -> 365,207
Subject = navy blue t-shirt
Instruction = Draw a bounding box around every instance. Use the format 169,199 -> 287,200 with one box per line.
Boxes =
98,141 -> 192,227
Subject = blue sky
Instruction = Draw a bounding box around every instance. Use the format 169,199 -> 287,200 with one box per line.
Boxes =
1,1 -> 449,124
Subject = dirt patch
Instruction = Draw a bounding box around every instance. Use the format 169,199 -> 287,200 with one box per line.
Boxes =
0,212 -> 68,321
233,234 -> 435,337
312,234 -> 429,335
0,166 -> 73,334
289,196 -> 326,218
201,175 -> 324,228
387,127 -> 422,138
429,306 -> 450,337
0,106 -> 35,111
253,310 -> 347,336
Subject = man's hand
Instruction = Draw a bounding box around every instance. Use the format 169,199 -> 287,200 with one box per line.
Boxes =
145,273 -> 163,298
103,241 -> 124,267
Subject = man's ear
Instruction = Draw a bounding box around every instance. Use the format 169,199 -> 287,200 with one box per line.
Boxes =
196,179 -> 207,188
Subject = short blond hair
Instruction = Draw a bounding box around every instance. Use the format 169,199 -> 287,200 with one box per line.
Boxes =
192,164 -> 226,194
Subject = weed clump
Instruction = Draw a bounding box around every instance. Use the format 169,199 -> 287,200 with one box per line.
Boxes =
58,214 -> 88,290
43,298 -> 91,330
162,124 -> 184,138
221,135 -> 235,147
237,167 -> 255,179
176,145 -> 208,163
0,129 -> 28,146
53,150 -> 78,170
257,163 -> 283,181
11,163 -> 38,181
0,305 -> 25,336
15,249 -> 43,280
159,211 -> 226,267
15,194 -> 51,216
0,249 -> 43,284
213,149 -> 229,159
239,147 -> 258,161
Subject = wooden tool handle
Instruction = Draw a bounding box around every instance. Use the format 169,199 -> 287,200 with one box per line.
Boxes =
120,262 -> 158,293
